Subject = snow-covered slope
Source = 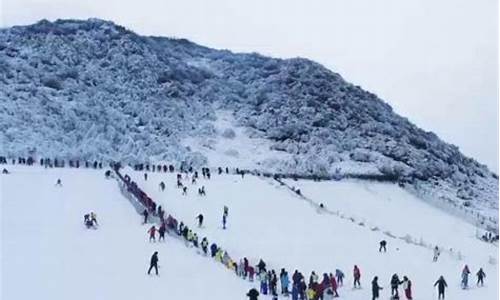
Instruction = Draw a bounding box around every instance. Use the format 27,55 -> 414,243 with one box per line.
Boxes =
2,166 -> 497,300
0,18 -> 497,226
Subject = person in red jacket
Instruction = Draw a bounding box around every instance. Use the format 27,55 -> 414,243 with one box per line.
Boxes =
329,273 -> 339,297
148,225 -> 157,242
353,265 -> 361,288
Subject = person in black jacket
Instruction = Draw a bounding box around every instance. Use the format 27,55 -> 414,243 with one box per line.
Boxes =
390,273 -> 402,297
434,276 -> 447,299
372,276 -> 383,300
142,209 -> 149,224
379,240 -> 387,252
147,251 -> 159,275
476,268 -> 486,286
247,288 -> 259,300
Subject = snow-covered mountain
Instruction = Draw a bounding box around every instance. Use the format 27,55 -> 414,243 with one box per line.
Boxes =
0,19 -> 497,227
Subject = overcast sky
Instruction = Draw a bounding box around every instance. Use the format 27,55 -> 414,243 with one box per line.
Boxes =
2,0 -> 498,172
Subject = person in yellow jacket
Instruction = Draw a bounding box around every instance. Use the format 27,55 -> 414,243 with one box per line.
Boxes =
306,287 -> 315,300
215,249 -> 223,262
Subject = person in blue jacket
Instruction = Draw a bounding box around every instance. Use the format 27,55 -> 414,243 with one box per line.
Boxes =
280,269 -> 290,295
210,243 -> 218,257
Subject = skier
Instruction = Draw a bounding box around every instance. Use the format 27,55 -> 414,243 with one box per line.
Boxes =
148,225 -> 157,242
159,181 -> 165,191
379,240 -> 387,252
433,246 -> 440,262
182,186 -> 188,195
390,273 -> 402,298
247,288 -> 259,300
434,276 -> 447,299
461,265 -> 470,289
371,276 -> 383,300
353,265 -> 361,288
158,223 -> 166,241
402,276 -> 412,300
222,214 -> 227,229
142,209 -> 149,224
55,179 -> 62,186
476,268 -> 486,286
147,251 -> 159,275
335,269 -> 344,286
196,213 -> 204,227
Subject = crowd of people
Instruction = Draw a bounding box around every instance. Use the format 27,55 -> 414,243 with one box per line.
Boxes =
114,167 -> 490,300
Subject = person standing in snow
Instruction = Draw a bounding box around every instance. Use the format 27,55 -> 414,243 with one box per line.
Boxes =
247,288 -> 259,300
372,276 -> 383,300
210,243 -> 218,257
353,265 -> 361,288
196,213 -> 204,227
476,268 -> 486,286
144,173 -> 147,181
461,265 -> 470,289
142,209 -> 149,224
90,212 -> 98,226
402,276 -> 412,299
148,225 -> 157,242
259,270 -> 269,295
379,240 -> 387,252
335,269 -> 344,286
147,251 -> 159,275
433,246 -> 440,262
222,214 -> 227,229
201,237 -> 209,255
55,179 -> 62,186
329,273 -> 339,297
434,276 -> 447,299
159,181 -> 165,191
390,273 -> 402,297
158,222 -> 166,242
280,269 -> 290,295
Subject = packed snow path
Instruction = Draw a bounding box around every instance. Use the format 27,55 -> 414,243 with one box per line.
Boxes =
2,165 -> 498,300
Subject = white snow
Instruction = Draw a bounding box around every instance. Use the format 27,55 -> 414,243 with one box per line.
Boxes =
1,165 -> 498,300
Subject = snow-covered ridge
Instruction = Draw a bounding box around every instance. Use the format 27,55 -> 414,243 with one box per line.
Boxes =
0,18 -> 497,226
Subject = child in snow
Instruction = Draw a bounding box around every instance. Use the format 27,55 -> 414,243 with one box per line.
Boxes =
148,225 -> 157,242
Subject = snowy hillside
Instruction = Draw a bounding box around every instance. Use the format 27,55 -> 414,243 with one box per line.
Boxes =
0,18 -> 497,226
2,165 -> 498,300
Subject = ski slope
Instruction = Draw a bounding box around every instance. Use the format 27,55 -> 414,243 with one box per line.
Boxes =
2,165 -> 498,300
